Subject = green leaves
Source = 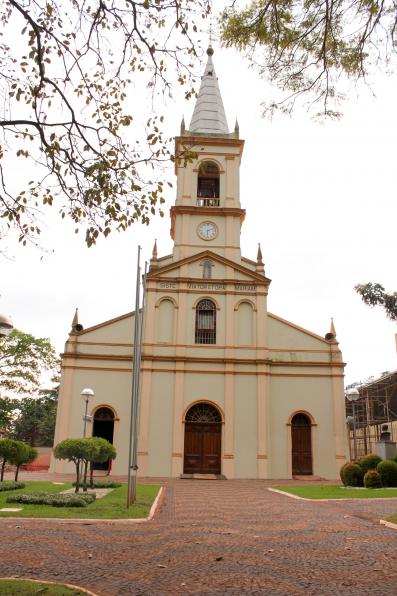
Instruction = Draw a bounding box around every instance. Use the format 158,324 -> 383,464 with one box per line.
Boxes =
354,282 -> 397,321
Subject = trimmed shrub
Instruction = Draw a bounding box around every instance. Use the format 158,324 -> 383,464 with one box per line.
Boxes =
364,470 -> 382,489
72,480 -> 121,489
7,492 -> 96,507
358,454 -> 382,475
342,463 -> 364,486
0,481 -> 26,492
392,452 -> 397,465
377,460 -> 397,487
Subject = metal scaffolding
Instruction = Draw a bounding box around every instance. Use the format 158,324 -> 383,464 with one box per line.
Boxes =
345,370 -> 397,459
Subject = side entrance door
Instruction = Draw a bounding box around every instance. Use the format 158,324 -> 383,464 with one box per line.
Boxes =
291,413 -> 313,475
184,422 -> 221,474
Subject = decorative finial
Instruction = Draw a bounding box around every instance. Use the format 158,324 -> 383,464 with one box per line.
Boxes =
180,116 -> 186,135
330,317 -> 336,338
257,243 -> 263,264
150,239 -> 158,271
325,318 -> 337,341
71,308 -> 83,334
234,118 -> 239,138
256,243 -> 265,274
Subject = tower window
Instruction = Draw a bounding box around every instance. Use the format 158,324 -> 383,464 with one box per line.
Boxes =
195,299 -> 216,344
202,260 -> 213,279
197,161 -> 220,206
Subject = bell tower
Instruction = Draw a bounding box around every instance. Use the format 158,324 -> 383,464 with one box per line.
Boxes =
171,47 -> 245,264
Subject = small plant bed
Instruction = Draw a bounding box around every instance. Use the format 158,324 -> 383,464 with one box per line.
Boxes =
385,514 -> 397,524
72,480 -> 122,489
0,578 -> 87,595
272,485 -> 397,500
0,481 -> 160,519
0,481 -> 26,492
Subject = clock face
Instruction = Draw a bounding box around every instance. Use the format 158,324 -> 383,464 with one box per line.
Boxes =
198,221 -> 218,241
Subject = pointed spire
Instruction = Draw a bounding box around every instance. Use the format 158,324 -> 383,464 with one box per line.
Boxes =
325,318 -> 337,341
150,239 -> 158,271
234,118 -> 239,138
71,308 -> 83,334
256,243 -> 265,274
188,46 -> 229,135
180,116 -> 186,136
330,318 -> 336,338
72,307 -> 79,328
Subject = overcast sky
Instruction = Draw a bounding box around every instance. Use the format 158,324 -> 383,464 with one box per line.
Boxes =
1,21 -> 396,386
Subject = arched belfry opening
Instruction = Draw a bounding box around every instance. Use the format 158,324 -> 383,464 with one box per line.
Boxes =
92,407 -> 115,470
183,403 -> 222,474
291,413 -> 313,475
197,161 -> 220,206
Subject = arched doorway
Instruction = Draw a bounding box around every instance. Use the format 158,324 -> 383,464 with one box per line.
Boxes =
184,403 -> 222,474
92,407 -> 115,470
291,413 -> 313,475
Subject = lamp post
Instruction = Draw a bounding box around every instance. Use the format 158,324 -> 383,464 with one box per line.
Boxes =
0,313 -> 13,337
80,388 -> 94,437
345,388 -> 360,460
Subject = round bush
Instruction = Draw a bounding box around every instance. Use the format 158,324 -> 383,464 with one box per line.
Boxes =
342,463 -> 363,487
364,470 -> 382,488
358,454 -> 382,475
339,463 -> 351,485
377,460 -> 397,487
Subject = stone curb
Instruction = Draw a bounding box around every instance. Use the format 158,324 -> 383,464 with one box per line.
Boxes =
0,577 -> 98,595
380,519 -> 397,531
267,488 -> 397,502
0,486 -> 163,525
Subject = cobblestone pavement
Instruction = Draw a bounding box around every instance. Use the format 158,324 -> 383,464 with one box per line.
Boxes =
1,478 -> 397,595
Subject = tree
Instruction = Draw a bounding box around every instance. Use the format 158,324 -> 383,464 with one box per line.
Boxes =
220,1 -> 397,118
54,438 -> 88,493
8,440 -> 38,481
0,396 -> 18,433
355,283 -> 397,322
54,437 -> 116,492
1,1 -> 210,247
0,438 -> 17,481
12,393 -> 58,447
0,329 -> 58,397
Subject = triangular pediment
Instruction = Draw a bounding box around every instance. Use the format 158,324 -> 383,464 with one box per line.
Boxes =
147,250 -> 271,285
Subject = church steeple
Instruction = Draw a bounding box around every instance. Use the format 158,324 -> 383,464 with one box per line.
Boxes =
188,46 -> 229,136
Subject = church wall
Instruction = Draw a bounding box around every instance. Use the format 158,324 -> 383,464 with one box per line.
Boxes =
234,375 -> 257,478
267,315 -> 331,350
183,374 -> 225,411
147,372 -> 174,476
75,314 -> 134,343
268,375 -> 339,479
52,365 -> 132,475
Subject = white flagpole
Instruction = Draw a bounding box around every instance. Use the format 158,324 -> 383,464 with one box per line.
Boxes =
127,246 -> 141,507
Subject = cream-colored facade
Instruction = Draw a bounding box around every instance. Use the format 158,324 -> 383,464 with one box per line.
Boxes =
52,49 -> 348,479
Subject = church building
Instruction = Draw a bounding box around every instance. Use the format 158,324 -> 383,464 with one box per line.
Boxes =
52,48 -> 348,479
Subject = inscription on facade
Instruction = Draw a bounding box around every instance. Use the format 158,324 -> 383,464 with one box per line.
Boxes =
159,282 -> 177,288
187,283 -> 226,290
235,284 -> 256,291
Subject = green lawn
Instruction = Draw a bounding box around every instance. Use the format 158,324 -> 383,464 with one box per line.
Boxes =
0,481 -> 160,519
273,485 -> 397,500
386,514 -> 397,524
0,579 -> 86,595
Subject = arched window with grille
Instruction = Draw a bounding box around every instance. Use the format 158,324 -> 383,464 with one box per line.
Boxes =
197,161 -> 220,206
195,299 -> 216,344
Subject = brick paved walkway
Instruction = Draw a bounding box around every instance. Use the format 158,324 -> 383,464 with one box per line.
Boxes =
1,478 -> 397,595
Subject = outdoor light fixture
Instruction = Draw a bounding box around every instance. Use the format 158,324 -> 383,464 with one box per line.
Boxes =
0,313 -> 13,337
345,388 -> 360,460
80,387 -> 95,437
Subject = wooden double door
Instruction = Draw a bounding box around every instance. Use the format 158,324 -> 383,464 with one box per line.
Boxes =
184,421 -> 221,474
291,413 -> 313,475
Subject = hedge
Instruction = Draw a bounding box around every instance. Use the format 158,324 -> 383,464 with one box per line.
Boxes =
7,492 -> 96,507
0,481 -> 26,492
341,463 -> 363,486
